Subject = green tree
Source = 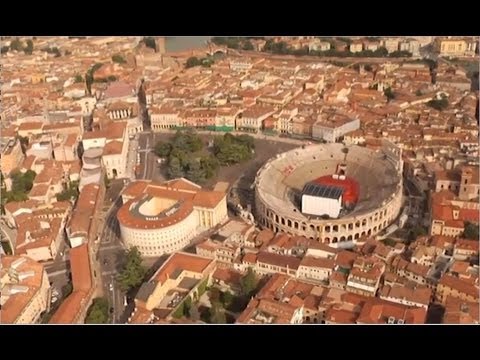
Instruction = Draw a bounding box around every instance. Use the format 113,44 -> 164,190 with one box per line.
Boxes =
1,46 -> 9,54
415,89 -> 423,96
11,170 -> 36,193
173,130 -> 202,153
213,133 -> 254,166
211,37 -> 227,45
240,267 -> 257,297
10,39 -> 23,51
154,142 -> 172,158
189,303 -> 201,321
427,98 -> 449,111
117,247 -> 146,292
262,39 -> 275,52
23,39 -> 33,55
112,54 -> 126,64
56,181 -> 80,202
143,37 -> 157,51
167,156 -> 184,179
52,47 -> 61,57
463,222 -> 479,240
221,291 -> 234,307
17,136 -> 29,154
185,159 -> 206,184
390,50 -> 412,58
408,226 -> 427,243
183,296 -> 192,316
85,62 -> 103,94
186,56 -> 201,68
201,57 -> 214,68
208,287 -> 222,305
197,278 -> 208,297
209,303 -> 227,324
74,74 -> 84,83
85,298 -> 109,324
242,40 -> 254,51
200,155 -> 219,179
235,134 -> 255,150
107,75 -> 117,82
373,47 -> 389,57
382,238 -> 397,247
384,87 -> 395,101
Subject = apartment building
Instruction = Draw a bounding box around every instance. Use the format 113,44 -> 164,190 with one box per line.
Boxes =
1,256 -> 51,324
0,137 -> 25,175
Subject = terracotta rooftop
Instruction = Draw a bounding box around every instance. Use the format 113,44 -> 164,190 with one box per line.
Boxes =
103,140 -> 124,156
256,251 -> 302,270
325,308 -> 358,324
356,298 -> 427,324
335,250 -> 358,269
380,284 -> 432,307
212,268 -> 242,286
300,256 -> 335,269
154,252 -> 213,285
117,180 -> 225,230
443,296 -> 479,324
68,183 -> 101,236
48,290 -> 87,324
439,274 -> 479,300
1,256 -> 46,324
70,244 -> 92,292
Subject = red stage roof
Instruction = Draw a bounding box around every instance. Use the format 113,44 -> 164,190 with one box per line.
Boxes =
313,175 -> 360,205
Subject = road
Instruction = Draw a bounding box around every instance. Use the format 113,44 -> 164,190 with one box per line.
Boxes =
126,135 -> 139,181
137,131 -> 164,181
97,195 -> 127,323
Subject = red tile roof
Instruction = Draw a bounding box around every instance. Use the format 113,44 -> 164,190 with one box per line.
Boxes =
356,298 -> 427,324
48,291 -> 87,324
154,252 -> 213,285
70,244 -> 92,292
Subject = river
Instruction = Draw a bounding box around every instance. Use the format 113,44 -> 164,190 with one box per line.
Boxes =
165,36 -> 212,53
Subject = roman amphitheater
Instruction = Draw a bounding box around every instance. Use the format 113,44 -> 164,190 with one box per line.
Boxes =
254,141 -> 404,246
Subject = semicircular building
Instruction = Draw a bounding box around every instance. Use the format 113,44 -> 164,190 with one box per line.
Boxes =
118,178 -> 227,257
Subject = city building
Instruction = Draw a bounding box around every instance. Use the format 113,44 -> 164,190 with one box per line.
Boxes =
66,183 -> 105,248
49,244 -> 95,324
442,296 -> 479,324
130,252 -> 215,322
118,179 -> 228,257
1,137 -> 25,176
1,256 -> 51,324
436,37 -> 478,57
436,274 -> 479,304
356,297 -> 427,324
236,105 -> 276,132
82,121 -> 128,179
311,113 -> 360,143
